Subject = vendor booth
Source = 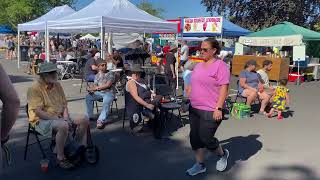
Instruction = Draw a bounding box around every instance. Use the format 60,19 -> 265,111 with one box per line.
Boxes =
0,25 -> 16,34
152,17 -> 251,64
17,5 -> 76,68
233,21 -> 320,81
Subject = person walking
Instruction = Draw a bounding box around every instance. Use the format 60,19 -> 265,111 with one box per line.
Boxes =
0,64 -> 20,174
164,44 -> 178,95
180,40 -> 189,70
186,38 -> 230,176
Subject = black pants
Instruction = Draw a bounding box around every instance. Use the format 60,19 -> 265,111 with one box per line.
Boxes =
165,73 -> 176,96
189,106 -> 222,151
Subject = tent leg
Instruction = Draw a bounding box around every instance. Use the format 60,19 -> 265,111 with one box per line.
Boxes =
45,22 -> 50,62
17,30 -> 20,69
101,27 -> 105,59
107,33 -> 112,55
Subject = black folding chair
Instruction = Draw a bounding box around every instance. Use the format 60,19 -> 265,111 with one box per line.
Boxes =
95,97 -> 119,117
24,104 -> 51,160
234,80 -> 248,103
80,70 -> 94,93
234,80 -> 262,107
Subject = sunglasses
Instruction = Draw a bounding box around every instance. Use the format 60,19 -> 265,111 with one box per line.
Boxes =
201,48 -> 211,52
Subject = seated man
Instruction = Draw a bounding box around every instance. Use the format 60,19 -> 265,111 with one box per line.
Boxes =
27,62 -> 89,169
257,60 -> 274,94
86,59 -> 116,129
84,52 -> 100,82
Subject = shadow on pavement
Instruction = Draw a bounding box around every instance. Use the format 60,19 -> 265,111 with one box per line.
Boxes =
260,165 -> 320,180
220,134 -> 263,171
9,75 -> 34,84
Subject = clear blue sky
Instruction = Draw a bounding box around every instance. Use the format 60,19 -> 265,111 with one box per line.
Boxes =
75,0 -> 211,19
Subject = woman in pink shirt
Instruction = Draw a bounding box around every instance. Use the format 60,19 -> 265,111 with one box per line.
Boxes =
186,38 -> 230,176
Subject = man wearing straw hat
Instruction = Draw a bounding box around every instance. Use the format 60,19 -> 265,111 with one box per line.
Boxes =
27,62 -> 89,169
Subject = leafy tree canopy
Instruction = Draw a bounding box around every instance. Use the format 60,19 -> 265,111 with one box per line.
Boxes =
201,0 -> 320,31
0,0 -> 75,29
137,0 -> 164,19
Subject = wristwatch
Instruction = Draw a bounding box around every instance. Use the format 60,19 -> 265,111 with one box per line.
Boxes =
215,107 -> 223,111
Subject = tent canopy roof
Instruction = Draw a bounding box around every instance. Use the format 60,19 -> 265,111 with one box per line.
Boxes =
0,25 -> 16,34
182,19 -> 251,37
80,34 -> 98,40
47,0 -> 177,33
247,21 -> 320,41
18,5 -> 76,31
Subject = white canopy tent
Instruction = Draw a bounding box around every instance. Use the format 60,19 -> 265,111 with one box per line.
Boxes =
16,5 -> 76,68
47,0 -> 177,59
47,0 -> 177,33
18,5 -> 75,32
80,34 -> 99,40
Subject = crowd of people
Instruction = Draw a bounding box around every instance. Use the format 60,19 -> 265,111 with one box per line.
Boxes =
3,36 -> 16,60
0,36 -> 291,176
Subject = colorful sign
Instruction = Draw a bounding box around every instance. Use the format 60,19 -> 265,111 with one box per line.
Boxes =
183,17 -> 223,34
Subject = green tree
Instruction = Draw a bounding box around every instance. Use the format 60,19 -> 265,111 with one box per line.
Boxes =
0,0 -> 76,30
201,0 -> 320,31
137,0 -> 164,19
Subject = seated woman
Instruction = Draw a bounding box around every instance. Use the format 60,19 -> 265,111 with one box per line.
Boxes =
239,60 -> 270,114
125,64 -> 161,135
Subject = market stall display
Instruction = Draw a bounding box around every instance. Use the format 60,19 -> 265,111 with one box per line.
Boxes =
232,55 -> 290,81
234,21 -> 320,82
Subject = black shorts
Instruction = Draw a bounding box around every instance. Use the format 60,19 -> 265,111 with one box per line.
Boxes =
189,106 -> 222,151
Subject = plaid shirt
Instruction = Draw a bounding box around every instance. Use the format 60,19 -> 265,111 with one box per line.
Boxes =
94,71 -> 116,93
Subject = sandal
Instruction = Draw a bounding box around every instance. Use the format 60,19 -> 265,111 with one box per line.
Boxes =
266,113 -> 272,118
57,159 -> 74,170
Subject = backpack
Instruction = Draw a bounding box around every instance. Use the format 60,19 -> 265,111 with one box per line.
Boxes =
64,126 -> 99,165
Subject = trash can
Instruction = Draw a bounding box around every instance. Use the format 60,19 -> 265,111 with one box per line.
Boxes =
20,45 -> 29,61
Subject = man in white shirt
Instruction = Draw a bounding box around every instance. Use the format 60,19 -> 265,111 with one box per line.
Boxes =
257,60 -> 273,88
180,41 -> 189,69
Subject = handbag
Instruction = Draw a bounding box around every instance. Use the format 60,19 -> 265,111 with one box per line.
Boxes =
64,139 -> 86,165
64,126 -> 100,165
84,127 -> 99,165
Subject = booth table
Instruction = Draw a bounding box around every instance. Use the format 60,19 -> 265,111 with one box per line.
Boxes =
289,63 -> 320,80
232,55 -> 290,81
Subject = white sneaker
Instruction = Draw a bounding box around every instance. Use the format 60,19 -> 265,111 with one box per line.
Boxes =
216,149 -> 229,172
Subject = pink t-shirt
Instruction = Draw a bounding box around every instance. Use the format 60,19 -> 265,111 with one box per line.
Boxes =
190,60 -> 230,111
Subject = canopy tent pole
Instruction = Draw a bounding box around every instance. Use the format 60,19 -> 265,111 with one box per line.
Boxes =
100,17 -> 106,59
176,17 -> 184,92
220,17 -> 224,46
17,30 -> 20,69
107,33 -> 112,54
45,22 -> 50,62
